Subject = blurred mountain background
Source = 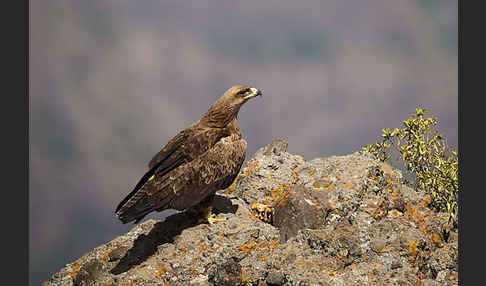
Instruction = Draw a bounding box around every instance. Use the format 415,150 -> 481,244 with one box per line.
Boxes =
29,1 -> 457,285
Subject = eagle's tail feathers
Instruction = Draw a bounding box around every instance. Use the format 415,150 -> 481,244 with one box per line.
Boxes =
116,197 -> 152,224
116,188 -> 176,224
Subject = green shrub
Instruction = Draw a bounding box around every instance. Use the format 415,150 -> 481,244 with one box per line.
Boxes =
364,108 -> 458,227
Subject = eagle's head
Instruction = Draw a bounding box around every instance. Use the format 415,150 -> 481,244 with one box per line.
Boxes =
201,85 -> 262,127
216,85 -> 262,112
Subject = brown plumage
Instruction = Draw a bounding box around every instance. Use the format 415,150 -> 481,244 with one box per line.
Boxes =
115,85 -> 262,224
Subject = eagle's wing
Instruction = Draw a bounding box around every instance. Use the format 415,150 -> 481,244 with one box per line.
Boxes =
147,128 -> 190,170
167,136 -> 247,210
116,135 -> 246,223
115,125 -> 229,222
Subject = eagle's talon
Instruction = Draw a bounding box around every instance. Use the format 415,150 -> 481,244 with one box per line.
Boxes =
204,213 -> 227,224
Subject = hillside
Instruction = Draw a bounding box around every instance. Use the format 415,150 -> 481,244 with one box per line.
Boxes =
43,139 -> 458,286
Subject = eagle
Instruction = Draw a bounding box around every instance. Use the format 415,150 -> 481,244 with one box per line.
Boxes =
115,85 -> 262,224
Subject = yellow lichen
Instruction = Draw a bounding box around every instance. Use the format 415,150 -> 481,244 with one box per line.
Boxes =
189,267 -> 199,277
388,209 -> 402,217
69,263 -> 81,277
241,272 -> 250,283
408,204 -> 417,218
242,161 -> 259,178
226,170 -> 241,192
431,233 -> 441,245
420,196 -> 431,207
290,167 -> 299,184
237,239 -> 258,253
155,265 -> 167,278
308,169 -> 317,177
417,216 -> 425,224
408,240 -> 420,259
271,239 -> 279,248
379,247 -> 389,253
199,242 -> 208,250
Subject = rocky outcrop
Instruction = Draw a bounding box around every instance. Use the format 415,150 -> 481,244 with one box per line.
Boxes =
43,139 -> 458,286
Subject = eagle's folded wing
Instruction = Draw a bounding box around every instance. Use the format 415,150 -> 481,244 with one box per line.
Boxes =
166,137 -> 247,210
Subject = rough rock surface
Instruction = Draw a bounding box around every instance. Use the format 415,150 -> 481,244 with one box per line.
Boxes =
43,139 -> 458,286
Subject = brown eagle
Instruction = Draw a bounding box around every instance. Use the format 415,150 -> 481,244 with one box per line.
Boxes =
115,85 -> 262,224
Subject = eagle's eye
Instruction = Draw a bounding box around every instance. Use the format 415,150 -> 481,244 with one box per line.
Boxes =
236,89 -> 250,97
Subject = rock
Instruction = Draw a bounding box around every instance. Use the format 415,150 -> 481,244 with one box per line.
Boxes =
272,185 -> 325,243
43,139 -> 458,286
370,237 -> 387,253
208,257 -> 242,286
263,138 -> 288,156
190,275 -> 210,286
266,270 -> 285,285
72,260 -> 107,286
420,279 -> 441,286
108,246 -> 129,262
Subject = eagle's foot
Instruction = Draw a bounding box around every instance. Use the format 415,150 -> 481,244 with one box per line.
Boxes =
198,213 -> 226,224
207,213 -> 227,224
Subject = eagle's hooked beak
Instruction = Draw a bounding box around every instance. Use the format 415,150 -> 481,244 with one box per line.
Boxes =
244,87 -> 262,100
